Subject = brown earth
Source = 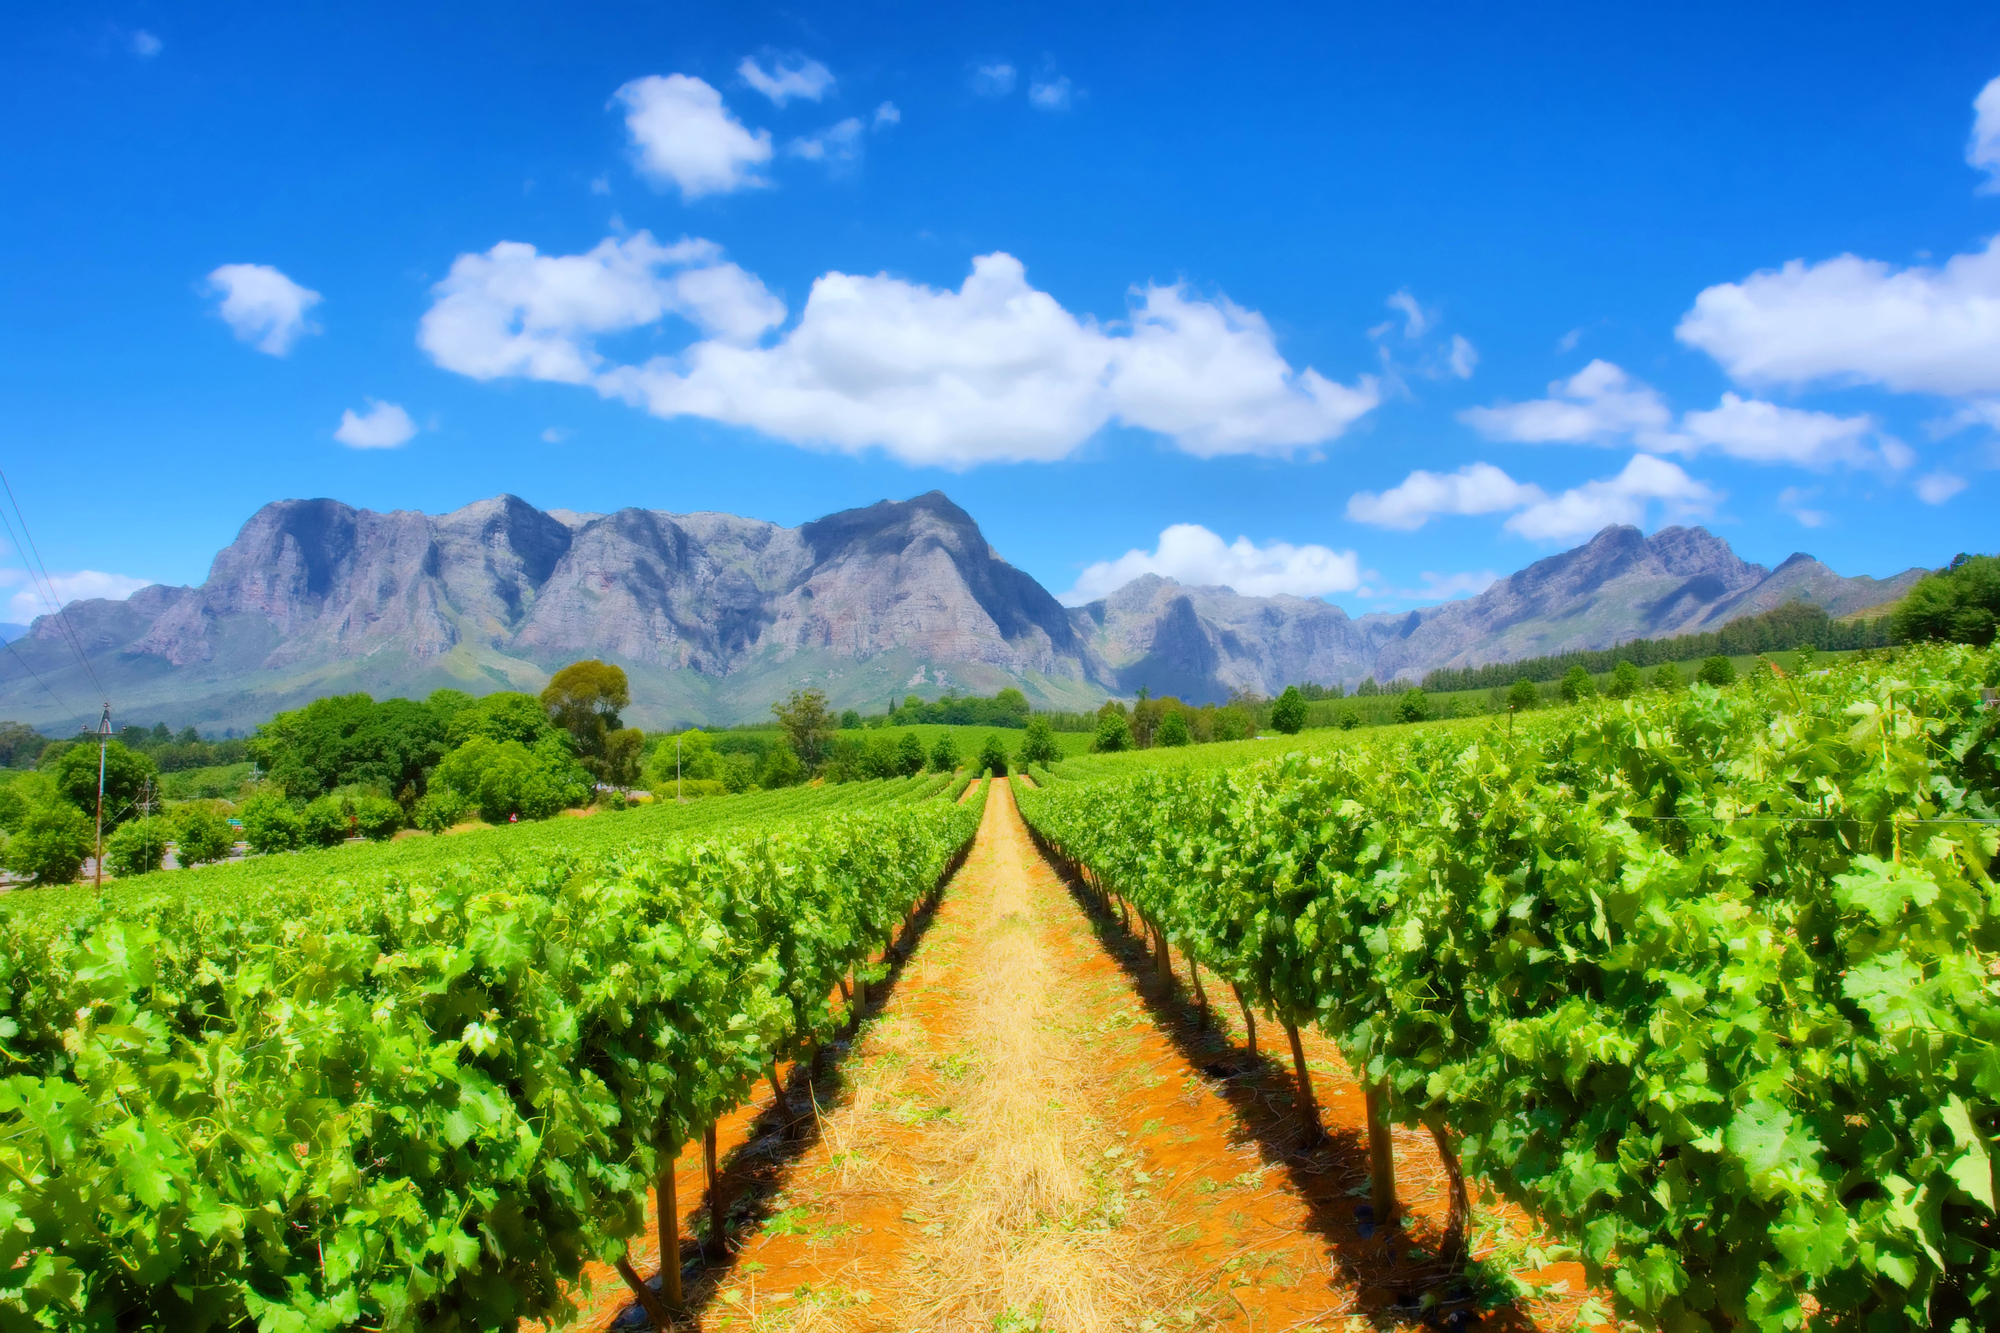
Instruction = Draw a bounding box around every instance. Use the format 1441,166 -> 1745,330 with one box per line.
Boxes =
553,780 -> 1602,1333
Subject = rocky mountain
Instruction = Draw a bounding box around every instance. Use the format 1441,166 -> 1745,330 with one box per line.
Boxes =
0,492 -> 1925,732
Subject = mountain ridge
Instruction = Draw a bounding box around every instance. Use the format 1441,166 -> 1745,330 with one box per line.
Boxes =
1,492 -> 1925,731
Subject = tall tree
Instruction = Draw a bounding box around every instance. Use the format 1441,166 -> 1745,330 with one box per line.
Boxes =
772,688 -> 835,773
1270,686 -> 1308,735
1893,553 -> 1999,647
540,660 -> 632,782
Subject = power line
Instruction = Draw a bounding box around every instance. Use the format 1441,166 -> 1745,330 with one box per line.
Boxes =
0,467 -> 107,699
0,630 -> 86,732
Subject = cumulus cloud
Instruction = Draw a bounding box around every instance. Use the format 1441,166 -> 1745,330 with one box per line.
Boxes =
0,569 -> 152,624
1675,239 -> 2000,397
1346,462 -> 1546,530
418,232 -> 784,383
1915,471 -> 1969,504
1463,359 -> 1906,470
1777,485 -> 1829,528
130,29 -> 161,58
206,263 -> 321,355
789,117 -> 865,164
737,53 -> 834,106
1447,334 -> 1478,379
1503,455 -> 1720,542
874,101 -> 901,128
615,74 -> 773,198
971,63 -> 1017,97
1060,524 -> 1362,605
1029,76 -> 1073,110
334,399 -> 417,448
1972,76 -> 2000,192
423,238 -> 1379,467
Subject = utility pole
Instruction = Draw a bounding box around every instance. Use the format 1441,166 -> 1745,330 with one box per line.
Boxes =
676,736 -> 683,804
92,702 -> 110,897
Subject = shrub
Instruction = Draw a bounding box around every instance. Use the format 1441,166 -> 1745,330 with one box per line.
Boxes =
1156,712 -> 1192,747
1270,686 -> 1308,735
413,788 -> 469,834
1893,552 -> 1999,646
301,796 -> 351,847
928,732 -> 961,773
106,815 -> 171,878
354,795 -> 404,841
173,807 -> 236,866
1018,715 -> 1062,765
1606,659 -> 1643,699
240,792 -> 303,854
1559,664 -> 1596,703
1506,678 -> 1538,712
754,745 -> 804,790
1336,707 -> 1361,731
895,729 -> 928,776
977,733 -> 1010,776
1091,710 -> 1132,753
1395,689 -> 1432,724
1697,654 -> 1737,688
6,802 -> 91,884
1653,661 -> 1685,692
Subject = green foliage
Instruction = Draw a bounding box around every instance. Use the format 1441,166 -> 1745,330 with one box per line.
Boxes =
839,708 -> 863,730
929,731 -> 961,773
1019,645 -> 2000,1333
250,693 -> 450,801
0,722 -> 51,770
755,743 -> 805,789
1091,707 -> 1132,753
889,688 -> 1033,729
1653,660 -> 1685,692
977,733 -> 1010,776
6,801 -> 92,884
172,807 -> 235,866
432,736 -> 589,823
1392,688 -> 1431,723
0,781 -> 981,1328
52,740 -> 157,827
540,659 -> 634,783
1155,711 -> 1192,747
1698,653 -> 1738,687
1019,715 -> 1063,765
1335,707 -> 1360,731
105,816 -> 171,878
1270,685 -> 1308,735
773,687 -> 836,773
895,729 -> 928,776
1559,663 -> 1596,703
0,773 -> 55,834
239,792 -> 303,854
353,795 -> 403,842
1894,554 -> 2000,647
412,787 -> 469,834
300,796 -> 351,847
446,690 -> 558,748
1606,658 -> 1643,699
1506,677 -> 1538,711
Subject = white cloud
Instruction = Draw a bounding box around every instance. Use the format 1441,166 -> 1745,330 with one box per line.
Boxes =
1346,462 -> 1546,530
521,248 -> 1379,467
1464,359 -> 1906,470
874,101 -> 901,128
1060,524 -> 1362,604
541,427 -> 569,443
1777,485 -> 1829,528
418,232 -> 784,383
1972,76 -> 2000,192
1555,327 -> 1584,353
206,263 -> 321,355
333,399 -> 417,448
1383,289 -> 1428,339
1504,455 -> 1720,542
789,117 -> 864,164
615,74 -> 772,199
1447,334 -> 1478,379
1916,470 -> 1969,504
0,569 -> 152,623
1028,76 -> 1073,111
130,29 -> 161,58
1413,569 -> 1499,600
737,53 -> 834,106
1675,238 -> 2000,397
971,63 -> 1017,97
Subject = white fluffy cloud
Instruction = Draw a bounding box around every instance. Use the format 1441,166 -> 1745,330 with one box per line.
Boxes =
1915,471 -> 1969,504
1060,524 -> 1362,605
789,117 -> 864,164
737,54 -> 834,106
423,238 -> 1378,467
1029,76 -> 1073,111
0,569 -> 152,624
874,101 -> 901,128
1504,455 -> 1720,541
1346,462 -> 1547,530
1462,359 -> 1906,470
418,232 -> 784,383
333,400 -> 417,448
1972,76 -> 2000,192
206,263 -> 321,355
130,29 -> 161,58
971,63 -> 1017,97
615,74 -> 772,198
1675,239 -> 2000,397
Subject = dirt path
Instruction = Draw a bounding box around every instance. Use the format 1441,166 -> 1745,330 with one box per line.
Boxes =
562,779 -> 1592,1333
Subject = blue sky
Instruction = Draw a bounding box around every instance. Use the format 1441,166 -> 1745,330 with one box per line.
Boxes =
4,1 -> 1998,624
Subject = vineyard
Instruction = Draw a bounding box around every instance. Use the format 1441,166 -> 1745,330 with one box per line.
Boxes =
1020,645 -> 2000,1331
0,646 -> 1995,1332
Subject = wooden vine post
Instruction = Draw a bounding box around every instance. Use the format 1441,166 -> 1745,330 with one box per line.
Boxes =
1364,1080 -> 1398,1228
1231,982 -> 1257,1056
1283,1020 -> 1324,1144
703,1122 -> 725,1249
1188,961 -> 1209,1025
656,1130 -> 685,1312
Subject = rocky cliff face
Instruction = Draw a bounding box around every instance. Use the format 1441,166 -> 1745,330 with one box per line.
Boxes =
4,495 -> 1923,730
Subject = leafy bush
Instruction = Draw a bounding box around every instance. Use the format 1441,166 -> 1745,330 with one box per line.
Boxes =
51,740 -> 157,828
240,792 -> 303,854
1506,678 -> 1538,711
977,733 -> 1010,775
413,788 -> 469,834
1606,658 -> 1643,699
301,796 -> 351,847
105,816 -> 171,878
1091,709 -> 1132,753
1698,654 -> 1737,687
1395,688 -> 1432,723
1335,707 -> 1360,731
1653,661 -> 1685,692
173,807 -> 236,866
432,735 -> 590,822
1893,552 -> 1999,646
353,795 -> 403,842
895,729 -> 928,776
928,732 -> 961,773
1155,712 -> 1192,747
1559,663 -> 1596,703
7,801 -> 92,884
1269,685 -> 1308,735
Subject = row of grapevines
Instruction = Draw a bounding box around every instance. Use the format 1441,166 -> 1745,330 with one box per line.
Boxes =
0,786 -> 984,1330
1018,646 -> 2000,1332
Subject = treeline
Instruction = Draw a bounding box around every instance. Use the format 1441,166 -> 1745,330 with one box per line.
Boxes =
1414,600 -> 1894,695
1086,692 -> 1257,752
0,721 -> 251,772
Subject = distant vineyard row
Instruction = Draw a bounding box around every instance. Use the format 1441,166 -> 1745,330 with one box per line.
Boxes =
1020,645 -> 2000,1332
